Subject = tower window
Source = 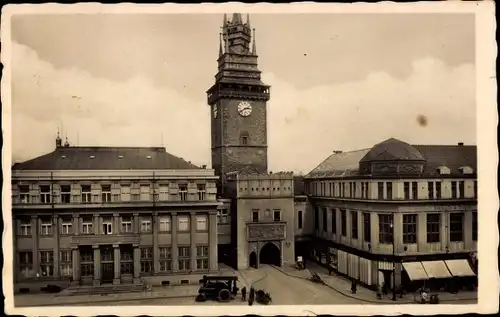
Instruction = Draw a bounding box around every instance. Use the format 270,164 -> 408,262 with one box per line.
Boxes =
241,136 -> 248,145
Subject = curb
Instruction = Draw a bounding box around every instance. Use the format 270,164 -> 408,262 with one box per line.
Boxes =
17,293 -> 198,307
270,266 -> 477,304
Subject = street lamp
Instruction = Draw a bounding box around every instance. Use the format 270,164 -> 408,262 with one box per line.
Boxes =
389,221 -> 396,301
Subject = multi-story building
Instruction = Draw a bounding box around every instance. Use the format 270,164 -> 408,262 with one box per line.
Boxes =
206,13 -> 296,270
304,138 -> 478,291
11,140 -> 222,290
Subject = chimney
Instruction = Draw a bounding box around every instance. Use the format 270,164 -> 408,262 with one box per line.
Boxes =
333,150 -> 343,154
458,142 -> 464,146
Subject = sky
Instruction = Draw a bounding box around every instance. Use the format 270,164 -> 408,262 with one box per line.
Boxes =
9,13 -> 476,174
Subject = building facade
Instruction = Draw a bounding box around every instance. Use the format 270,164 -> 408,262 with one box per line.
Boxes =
207,13 -> 296,270
304,138 -> 478,291
11,145 -> 222,289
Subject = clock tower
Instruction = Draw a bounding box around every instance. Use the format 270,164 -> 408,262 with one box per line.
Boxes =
207,13 -> 271,190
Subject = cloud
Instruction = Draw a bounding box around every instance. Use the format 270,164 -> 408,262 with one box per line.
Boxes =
10,42 -> 475,174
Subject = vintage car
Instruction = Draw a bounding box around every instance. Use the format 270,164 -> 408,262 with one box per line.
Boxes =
196,275 -> 239,303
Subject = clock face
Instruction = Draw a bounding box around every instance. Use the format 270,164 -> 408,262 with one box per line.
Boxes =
213,104 -> 218,118
237,101 -> 252,117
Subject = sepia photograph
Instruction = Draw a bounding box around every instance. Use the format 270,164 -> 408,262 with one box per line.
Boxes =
1,2 -> 497,316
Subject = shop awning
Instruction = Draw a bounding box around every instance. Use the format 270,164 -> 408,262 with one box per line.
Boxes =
445,259 -> 476,277
421,260 -> 452,279
402,262 -> 429,281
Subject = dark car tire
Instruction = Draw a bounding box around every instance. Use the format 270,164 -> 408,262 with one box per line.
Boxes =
196,294 -> 207,302
218,289 -> 232,302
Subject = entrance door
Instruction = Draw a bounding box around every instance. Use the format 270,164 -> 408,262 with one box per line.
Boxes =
102,263 -> 114,283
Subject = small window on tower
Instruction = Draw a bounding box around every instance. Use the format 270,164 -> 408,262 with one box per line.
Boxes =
241,136 -> 248,145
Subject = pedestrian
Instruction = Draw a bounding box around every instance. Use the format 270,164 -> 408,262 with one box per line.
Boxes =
351,279 -> 357,294
328,263 -> 333,276
248,287 -> 255,306
241,286 -> 247,301
376,286 -> 382,299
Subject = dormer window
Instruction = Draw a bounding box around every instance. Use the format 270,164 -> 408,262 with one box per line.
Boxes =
436,166 -> 451,175
459,166 -> 474,175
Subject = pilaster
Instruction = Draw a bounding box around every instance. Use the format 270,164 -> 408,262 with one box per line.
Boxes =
153,212 -> 160,273
113,213 -> 120,235
190,212 -> 197,270
171,212 -> 179,271
209,211 -> 218,270
113,244 -> 121,285
93,245 -> 101,287
133,245 -> 141,284
370,212 -> 379,248
73,213 -> 80,235
72,247 -> 80,284
393,212 -> 403,253
31,215 -> 39,276
417,213 -> 426,252
93,213 -> 100,235
440,212 -> 448,252
464,211 -> 473,250
53,215 -> 60,278
133,213 -> 139,234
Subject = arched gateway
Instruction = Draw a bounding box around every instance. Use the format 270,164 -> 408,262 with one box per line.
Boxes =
259,242 -> 281,266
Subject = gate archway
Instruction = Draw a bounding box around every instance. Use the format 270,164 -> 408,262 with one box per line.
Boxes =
259,242 -> 281,266
249,252 -> 257,268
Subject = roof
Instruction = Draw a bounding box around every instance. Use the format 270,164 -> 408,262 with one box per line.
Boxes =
306,138 -> 477,179
360,138 -> 425,162
12,146 -> 201,171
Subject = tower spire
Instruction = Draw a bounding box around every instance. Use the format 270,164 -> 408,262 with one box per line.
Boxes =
252,28 -> 257,55
246,13 -> 251,28
56,127 -> 62,148
224,27 -> 229,53
223,13 -> 228,27
232,13 -> 242,24
219,29 -> 223,56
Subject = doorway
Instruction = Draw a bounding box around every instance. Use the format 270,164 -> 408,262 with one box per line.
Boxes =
259,243 -> 281,266
249,252 -> 257,268
101,246 -> 114,283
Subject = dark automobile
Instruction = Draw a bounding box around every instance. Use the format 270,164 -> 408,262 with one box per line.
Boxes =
40,284 -> 62,293
196,275 -> 239,302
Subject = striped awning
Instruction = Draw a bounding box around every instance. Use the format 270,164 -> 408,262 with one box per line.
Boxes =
421,260 -> 452,279
402,262 -> 429,281
445,259 -> 476,277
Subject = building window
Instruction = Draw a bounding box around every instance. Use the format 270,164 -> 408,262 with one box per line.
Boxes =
121,216 -> 133,233
61,217 -> 73,235
197,185 -> 206,201
178,215 -> 189,231
178,246 -> 191,271
458,181 -> 465,199
331,209 -> 336,234
295,211 -> 302,229
378,214 -> 393,244
40,218 -> 52,236
351,211 -> 358,239
178,185 -> 188,201
40,185 -> 51,204
101,185 -> 111,203
378,182 -> 384,199
19,185 -> 30,204
404,182 -> 410,200
435,181 -> 442,199
241,136 -> 248,145
218,209 -> 229,224
196,245 -> 209,270
19,251 -> 33,278
159,247 -> 172,272
139,184 -> 150,201
120,249 -> 133,274
82,217 -> 93,235
340,209 -> 347,236
428,182 -> 434,199
426,213 -> 440,243
322,208 -> 327,232
196,215 -> 208,231
252,210 -> 259,223
361,182 -> 365,199
19,218 -> 32,236
61,185 -> 71,203
141,217 -> 152,233
449,213 -> 464,242
159,216 -> 171,232
140,247 -> 153,273
386,182 -> 392,200
80,249 -> 94,276
472,212 -> 477,241
60,250 -> 72,277
81,185 -> 92,203
121,184 -> 131,202
473,180 -> 477,198
411,182 -> 418,200
314,207 -> 319,230
273,209 -> 281,222
403,214 -> 417,244
40,251 -> 54,277
363,213 -> 371,242
102,219 -> 113,235
159,184 -> 169,201
451,181 -> 457,199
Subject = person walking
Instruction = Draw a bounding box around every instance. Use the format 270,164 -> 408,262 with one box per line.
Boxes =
351,279 -> 357,294
241,286 -> 247,301
248,287 -> 255,306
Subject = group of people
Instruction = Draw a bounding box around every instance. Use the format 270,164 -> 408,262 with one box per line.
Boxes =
240,286 -> 256,305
